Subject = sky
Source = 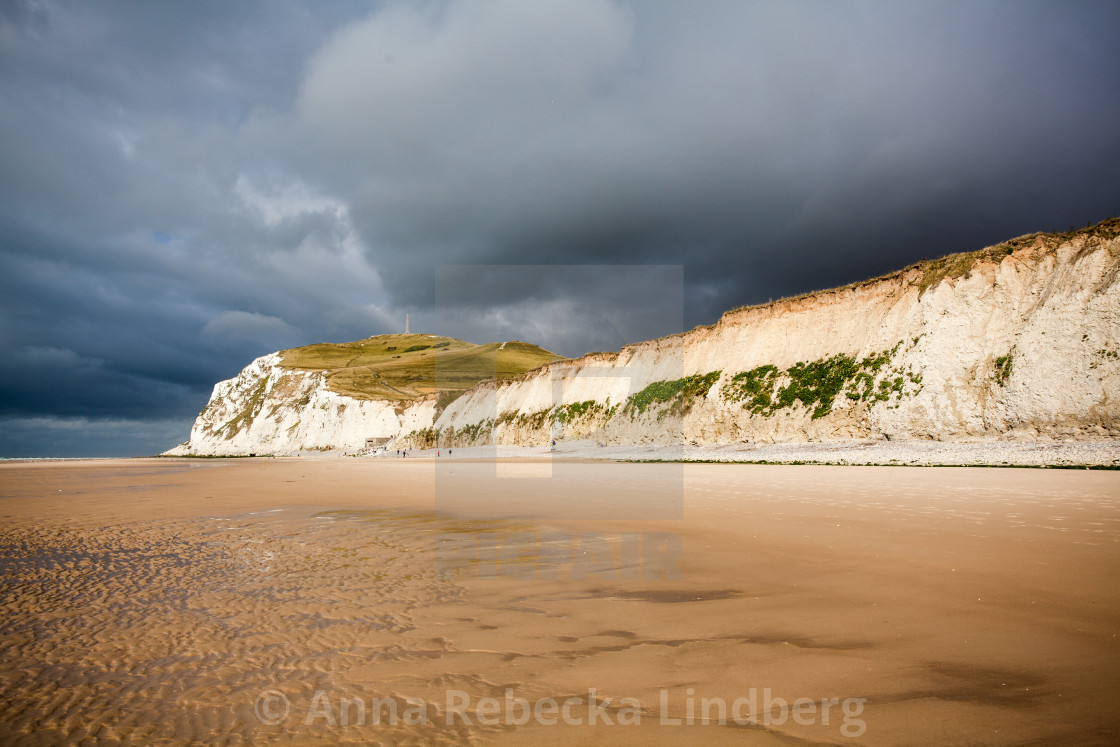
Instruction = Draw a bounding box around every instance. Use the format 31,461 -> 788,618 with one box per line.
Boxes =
1,0 -> 1118,457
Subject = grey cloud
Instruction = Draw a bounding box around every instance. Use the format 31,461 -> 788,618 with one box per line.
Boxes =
202,311 -> 300,346
289,0 -> 1120,319
431,264 -> 684,357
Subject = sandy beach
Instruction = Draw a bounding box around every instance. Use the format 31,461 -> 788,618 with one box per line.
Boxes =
1,457 -> 1117,744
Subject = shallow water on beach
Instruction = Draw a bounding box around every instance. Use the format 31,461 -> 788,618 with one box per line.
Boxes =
0,460 -> 1118,744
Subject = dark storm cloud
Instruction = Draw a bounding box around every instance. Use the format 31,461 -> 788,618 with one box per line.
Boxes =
0,0 -> 382,454
431,265 -> 684,357
1,0 -> 1118,455
291,0 -> 1120,318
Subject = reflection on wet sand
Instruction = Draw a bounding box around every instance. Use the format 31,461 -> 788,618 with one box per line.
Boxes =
0,459 -> 1117,744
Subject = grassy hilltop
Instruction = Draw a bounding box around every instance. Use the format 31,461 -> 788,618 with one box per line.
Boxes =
278,333 -> 563,403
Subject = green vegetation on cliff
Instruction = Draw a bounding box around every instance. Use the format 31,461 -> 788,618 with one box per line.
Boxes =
723,342 -> 921,419
278,334 -> 562,403
725,216 -> 1120,316
213,375 -> 269,439
994,354 -> 1013,386
553,400 -> 605,423
625,371 -> 722,417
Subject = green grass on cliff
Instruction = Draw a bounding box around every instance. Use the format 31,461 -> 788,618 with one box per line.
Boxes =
625,372 -> 723,417
724,216 -> 1120,316
911,218 -> 1118,294
278,334 -> 563,403
722,342 -> 921,419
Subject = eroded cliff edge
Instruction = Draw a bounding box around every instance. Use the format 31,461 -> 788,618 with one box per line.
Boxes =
167,221 -> 1120,456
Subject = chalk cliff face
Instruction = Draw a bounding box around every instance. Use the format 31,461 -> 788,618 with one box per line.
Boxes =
167,223 -> 1120,456
171,353 -> 434,456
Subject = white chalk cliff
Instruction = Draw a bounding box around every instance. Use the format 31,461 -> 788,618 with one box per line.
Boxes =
167,222 -> 1120,456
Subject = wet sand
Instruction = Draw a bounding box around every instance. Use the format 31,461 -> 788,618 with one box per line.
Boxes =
1,458 -> 1117,744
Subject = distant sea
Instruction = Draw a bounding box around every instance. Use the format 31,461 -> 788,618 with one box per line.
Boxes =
0,457 -> 118,461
